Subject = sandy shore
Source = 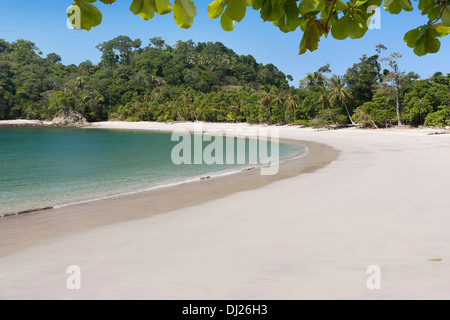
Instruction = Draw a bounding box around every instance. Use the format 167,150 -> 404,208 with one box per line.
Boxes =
0,121 -> 449,299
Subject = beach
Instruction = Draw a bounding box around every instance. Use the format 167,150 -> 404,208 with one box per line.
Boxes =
0,121 -> 449,299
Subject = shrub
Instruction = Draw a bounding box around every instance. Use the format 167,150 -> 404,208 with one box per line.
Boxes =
405,97 -> 433,126
424,106 -> 450,127
352,107 -> 378,128
352,101 -> 396,127
294,119 -> 310,126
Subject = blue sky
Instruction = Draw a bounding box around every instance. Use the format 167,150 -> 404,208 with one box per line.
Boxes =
1,0 -> 449,86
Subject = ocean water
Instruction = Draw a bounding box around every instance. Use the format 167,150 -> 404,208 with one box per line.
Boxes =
0,127 -> 305,215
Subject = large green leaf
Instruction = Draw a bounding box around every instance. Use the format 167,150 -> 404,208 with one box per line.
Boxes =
400,0 -> 413,11
220,12 -> 235,30
404,25 -> 444,56
404,27 -> 420,48
173,0 -> 197,28
347,13 -> 367,39
155,0 -> 173,15
252,0 -> 264,10
335,0 -> 349,11
428,5 -> 442,21
414,25 -> 427,42
274,1 -> 299,32
260,0 -> 285,21
418,0 -> 434,11
68,0 -> 102,31
430,23 -> 450,37
423,31 -> 441,53
208,0 -> 225,19
442,5 -> 450,26
224,0 -> 247,22
299,17 -> 323,54
298,0 -> 316,16
384,0 -> 413,14
331,15 -> 349,40
129,0 -> 156,20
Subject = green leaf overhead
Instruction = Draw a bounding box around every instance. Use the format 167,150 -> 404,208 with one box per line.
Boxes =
155,0 -> 173,14
208,0 -> 226,19
273,1 -> 300,32
220,11 -> 235,30
384,0 -> 413,14
441,5 -> 450,26
67,0 -> 103,31
173,0 -> 197,28
331,15 -> 350,40
347,12 -> 368,39
224,0 -> 247,22
129,0 -> 156,20
403,23 -> 449,56
129,0 -> 172,20
299,17 -> 323,54
64,0 -> 450,57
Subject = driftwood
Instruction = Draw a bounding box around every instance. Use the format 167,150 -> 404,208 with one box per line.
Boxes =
427,131 -> 449,135
314,123 -> 362,131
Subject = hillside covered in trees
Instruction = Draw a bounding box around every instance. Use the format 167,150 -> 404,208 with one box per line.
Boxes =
0,36 -> 449,127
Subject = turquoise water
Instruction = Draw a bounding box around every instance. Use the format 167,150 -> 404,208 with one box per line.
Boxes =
0,127 -> 304,215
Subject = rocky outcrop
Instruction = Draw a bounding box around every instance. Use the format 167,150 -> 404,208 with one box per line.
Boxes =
52,109 -> 89,127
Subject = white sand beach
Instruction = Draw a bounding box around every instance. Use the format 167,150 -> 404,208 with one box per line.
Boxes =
0,121 -> 449,299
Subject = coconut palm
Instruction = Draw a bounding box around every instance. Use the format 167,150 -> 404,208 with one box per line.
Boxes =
328,75 -> 355,124
318,85 -> 334,123
304,72 -> 325,90
284,88 -> 299,112
260,86 -> 272,121
271,90 -> 284,109
303,64 -> 331,90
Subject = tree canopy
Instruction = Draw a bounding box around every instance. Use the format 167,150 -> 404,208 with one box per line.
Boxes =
67,0 -> 450,56
1,37 -> 448,127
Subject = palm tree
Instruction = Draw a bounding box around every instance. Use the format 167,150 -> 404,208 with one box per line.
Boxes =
143,91 -> 151,121
271,90 -> 284,109
303,64 -> 331,90
133,100 -> 144,120
304,72 -> 325,90
284,88 -> 300,113
328,75 -> 355,124
260,86 -> 272,122
283,89 -> 300,123
318,85 -> 334,123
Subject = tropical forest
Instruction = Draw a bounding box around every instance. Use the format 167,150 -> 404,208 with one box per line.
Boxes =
0,36 -> 449,127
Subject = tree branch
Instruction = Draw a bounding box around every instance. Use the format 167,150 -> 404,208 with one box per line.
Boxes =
428,0 -> 449,26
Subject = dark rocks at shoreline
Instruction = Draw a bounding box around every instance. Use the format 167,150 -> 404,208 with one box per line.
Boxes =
0,109 -> 90,128
51,109 -> 89,127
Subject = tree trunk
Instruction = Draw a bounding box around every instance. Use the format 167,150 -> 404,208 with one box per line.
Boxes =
325,102 -> 334,123
343,100 -> 355,125
395,76 -> 402,126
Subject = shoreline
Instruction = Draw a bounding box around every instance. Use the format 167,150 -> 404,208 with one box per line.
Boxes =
0,124 -> 338,258
0,119 -> 89,129
1,119 -> 449,132
1,121 -> 449,299
0,122 -> 309,218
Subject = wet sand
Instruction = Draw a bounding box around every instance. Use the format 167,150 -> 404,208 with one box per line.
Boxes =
0,137 -> 337,257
